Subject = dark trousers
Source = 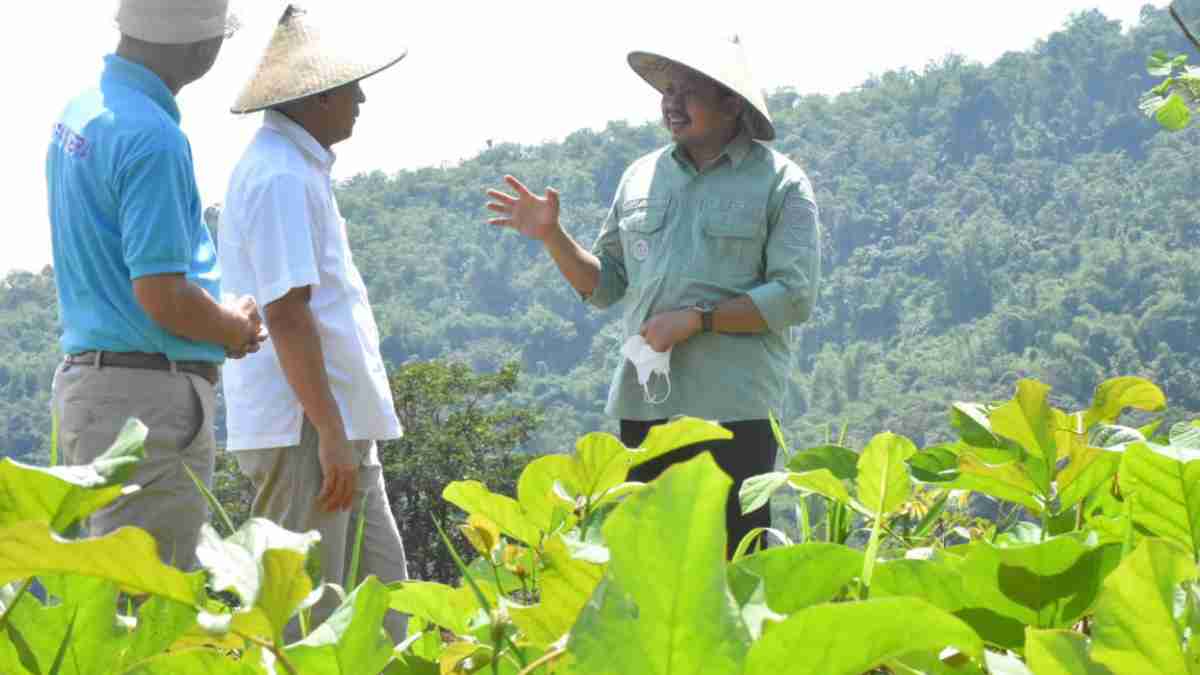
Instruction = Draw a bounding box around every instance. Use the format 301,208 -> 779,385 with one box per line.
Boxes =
621,418 -> 778,559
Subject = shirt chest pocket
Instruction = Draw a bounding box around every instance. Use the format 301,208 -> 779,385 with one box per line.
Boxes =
701,208 -> 768,287
618,198 -> 670,284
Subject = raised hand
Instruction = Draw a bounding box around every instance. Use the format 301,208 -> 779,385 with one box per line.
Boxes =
486,175 -> 561,241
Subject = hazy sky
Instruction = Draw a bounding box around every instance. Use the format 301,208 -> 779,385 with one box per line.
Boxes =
8,0 -> 1167,274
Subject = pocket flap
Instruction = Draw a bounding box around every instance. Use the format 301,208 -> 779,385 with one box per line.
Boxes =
619,197 -> 670,234
704,208 -> 766,239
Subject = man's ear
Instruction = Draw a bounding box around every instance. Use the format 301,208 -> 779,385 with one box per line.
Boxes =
723,94 -> 745,120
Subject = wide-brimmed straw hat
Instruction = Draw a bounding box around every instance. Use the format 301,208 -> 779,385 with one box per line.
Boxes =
628,36 -> 775,141
231,3 -> 406,114
116,0 -> 240,45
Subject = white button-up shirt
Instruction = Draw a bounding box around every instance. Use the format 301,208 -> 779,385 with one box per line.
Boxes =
218,111 -> 402,451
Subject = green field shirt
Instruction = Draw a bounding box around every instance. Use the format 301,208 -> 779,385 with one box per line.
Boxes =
586,131 -> 821,422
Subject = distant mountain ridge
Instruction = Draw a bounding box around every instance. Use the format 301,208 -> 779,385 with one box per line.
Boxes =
4,3 -> 1200,461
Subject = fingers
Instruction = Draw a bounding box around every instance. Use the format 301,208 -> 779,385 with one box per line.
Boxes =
318,465 -> 355,512
504,175 -> 534,198
317,471 -> 339,511
488,217 -> 514,228
485,189 -> 516,205
546,187 -> 560,211
485,202 -> 512,214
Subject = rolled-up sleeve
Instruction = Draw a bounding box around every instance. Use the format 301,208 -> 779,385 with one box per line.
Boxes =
584,200 -> 629,309
244,173 -> 321,306
747,175 -> 821,331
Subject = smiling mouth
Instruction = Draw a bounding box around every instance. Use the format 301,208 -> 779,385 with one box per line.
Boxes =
665,114 -> 690,129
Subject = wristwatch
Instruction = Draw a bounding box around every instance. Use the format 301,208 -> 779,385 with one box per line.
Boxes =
691,301 -> 716,333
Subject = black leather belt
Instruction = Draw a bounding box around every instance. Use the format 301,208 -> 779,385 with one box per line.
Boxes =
66,351 -> 219,386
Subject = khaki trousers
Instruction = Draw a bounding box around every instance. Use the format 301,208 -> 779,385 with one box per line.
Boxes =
51,358 -> 217,571
235,419 -> 409,642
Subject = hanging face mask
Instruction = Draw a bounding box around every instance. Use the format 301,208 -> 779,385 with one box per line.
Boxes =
622,335 -> 672,405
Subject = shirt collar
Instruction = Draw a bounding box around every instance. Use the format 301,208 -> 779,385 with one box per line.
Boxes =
670,128 -> 755,172
102,54 -> 180,124
263,109 -> 337,173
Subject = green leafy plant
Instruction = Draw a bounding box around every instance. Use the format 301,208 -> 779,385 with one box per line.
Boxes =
7,377 -> 1200,674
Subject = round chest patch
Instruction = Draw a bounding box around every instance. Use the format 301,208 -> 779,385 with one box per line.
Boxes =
633,239 -> 650,261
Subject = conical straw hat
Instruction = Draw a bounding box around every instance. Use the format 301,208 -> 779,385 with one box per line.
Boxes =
231,3 -> 406,114
628,36 -> 775,141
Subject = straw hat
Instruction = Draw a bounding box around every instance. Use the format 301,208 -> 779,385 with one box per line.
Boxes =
628,36 -> 775,141
116,0 -> 239,45
231,3 -> 406,114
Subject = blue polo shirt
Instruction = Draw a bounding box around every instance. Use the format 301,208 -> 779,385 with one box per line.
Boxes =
46,54 -> 223,363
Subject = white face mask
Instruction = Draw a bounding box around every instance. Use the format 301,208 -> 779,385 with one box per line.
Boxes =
622,335 -> 672,405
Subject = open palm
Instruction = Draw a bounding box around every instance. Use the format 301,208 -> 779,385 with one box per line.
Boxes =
486,175 -> 560,241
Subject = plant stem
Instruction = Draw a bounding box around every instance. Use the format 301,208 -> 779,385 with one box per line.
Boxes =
798,499 -> 812,544
517,647 -> 566,675
861,464 -> 890,597
0,578 -> 32,630
235,630 -> 298,675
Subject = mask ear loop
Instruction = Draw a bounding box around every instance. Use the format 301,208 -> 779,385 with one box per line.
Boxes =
645,372 -> 671,405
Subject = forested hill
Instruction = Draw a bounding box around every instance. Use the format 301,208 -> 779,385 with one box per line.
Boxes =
4,4 -> 1200,461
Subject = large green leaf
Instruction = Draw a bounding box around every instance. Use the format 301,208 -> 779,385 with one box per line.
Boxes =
194,519 -> 321,643
909,444 -> 961,483
951,403 -> 1022,464
951,454 -> 1043,514
857,433 -> 917,517
1090,538 -> 1197,673
567,453 -> 749,674
786,444 -> 859,480
738,469 -> 851,515
1118,441 -> 1200,559
0,575 -> 123,675
732,543 -> 863,613
990,380 -> 1056,463
873,557 -> 972,614
1156,92 -> 1192,131
509,535 -> 602,646
629,417 -> 733,467
443,481 -> 542,546
1083,377 -> 1166,429
389,581 -> 480,636
517,455 -> 575,533
0,521 -> 205,605
1057,443 -> 1121,512
743,598 -> 983,674
0,418 -> 146,532
285,576 -> 394,674
120,596 -> 199,671
890,650 -> 987,675
1024,629 -> 1105,675
122,650 -> 260,674
953,536 -> 1121,649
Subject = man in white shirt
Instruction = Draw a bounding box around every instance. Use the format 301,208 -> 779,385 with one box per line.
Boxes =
217,4 -> 409,639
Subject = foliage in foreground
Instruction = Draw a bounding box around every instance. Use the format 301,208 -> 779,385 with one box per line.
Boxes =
3,374 -> 1200,673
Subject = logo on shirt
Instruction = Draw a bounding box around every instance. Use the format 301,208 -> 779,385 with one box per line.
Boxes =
52,123 -> 91,159
633,238 -> 650,262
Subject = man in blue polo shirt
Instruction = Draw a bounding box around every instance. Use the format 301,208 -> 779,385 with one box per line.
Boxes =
46,0 -> 266,571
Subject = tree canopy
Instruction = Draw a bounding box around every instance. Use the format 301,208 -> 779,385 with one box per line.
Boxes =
4,2 -> 1200,460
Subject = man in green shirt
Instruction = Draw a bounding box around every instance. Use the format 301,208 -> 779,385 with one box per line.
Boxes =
486,38 -> 821,556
